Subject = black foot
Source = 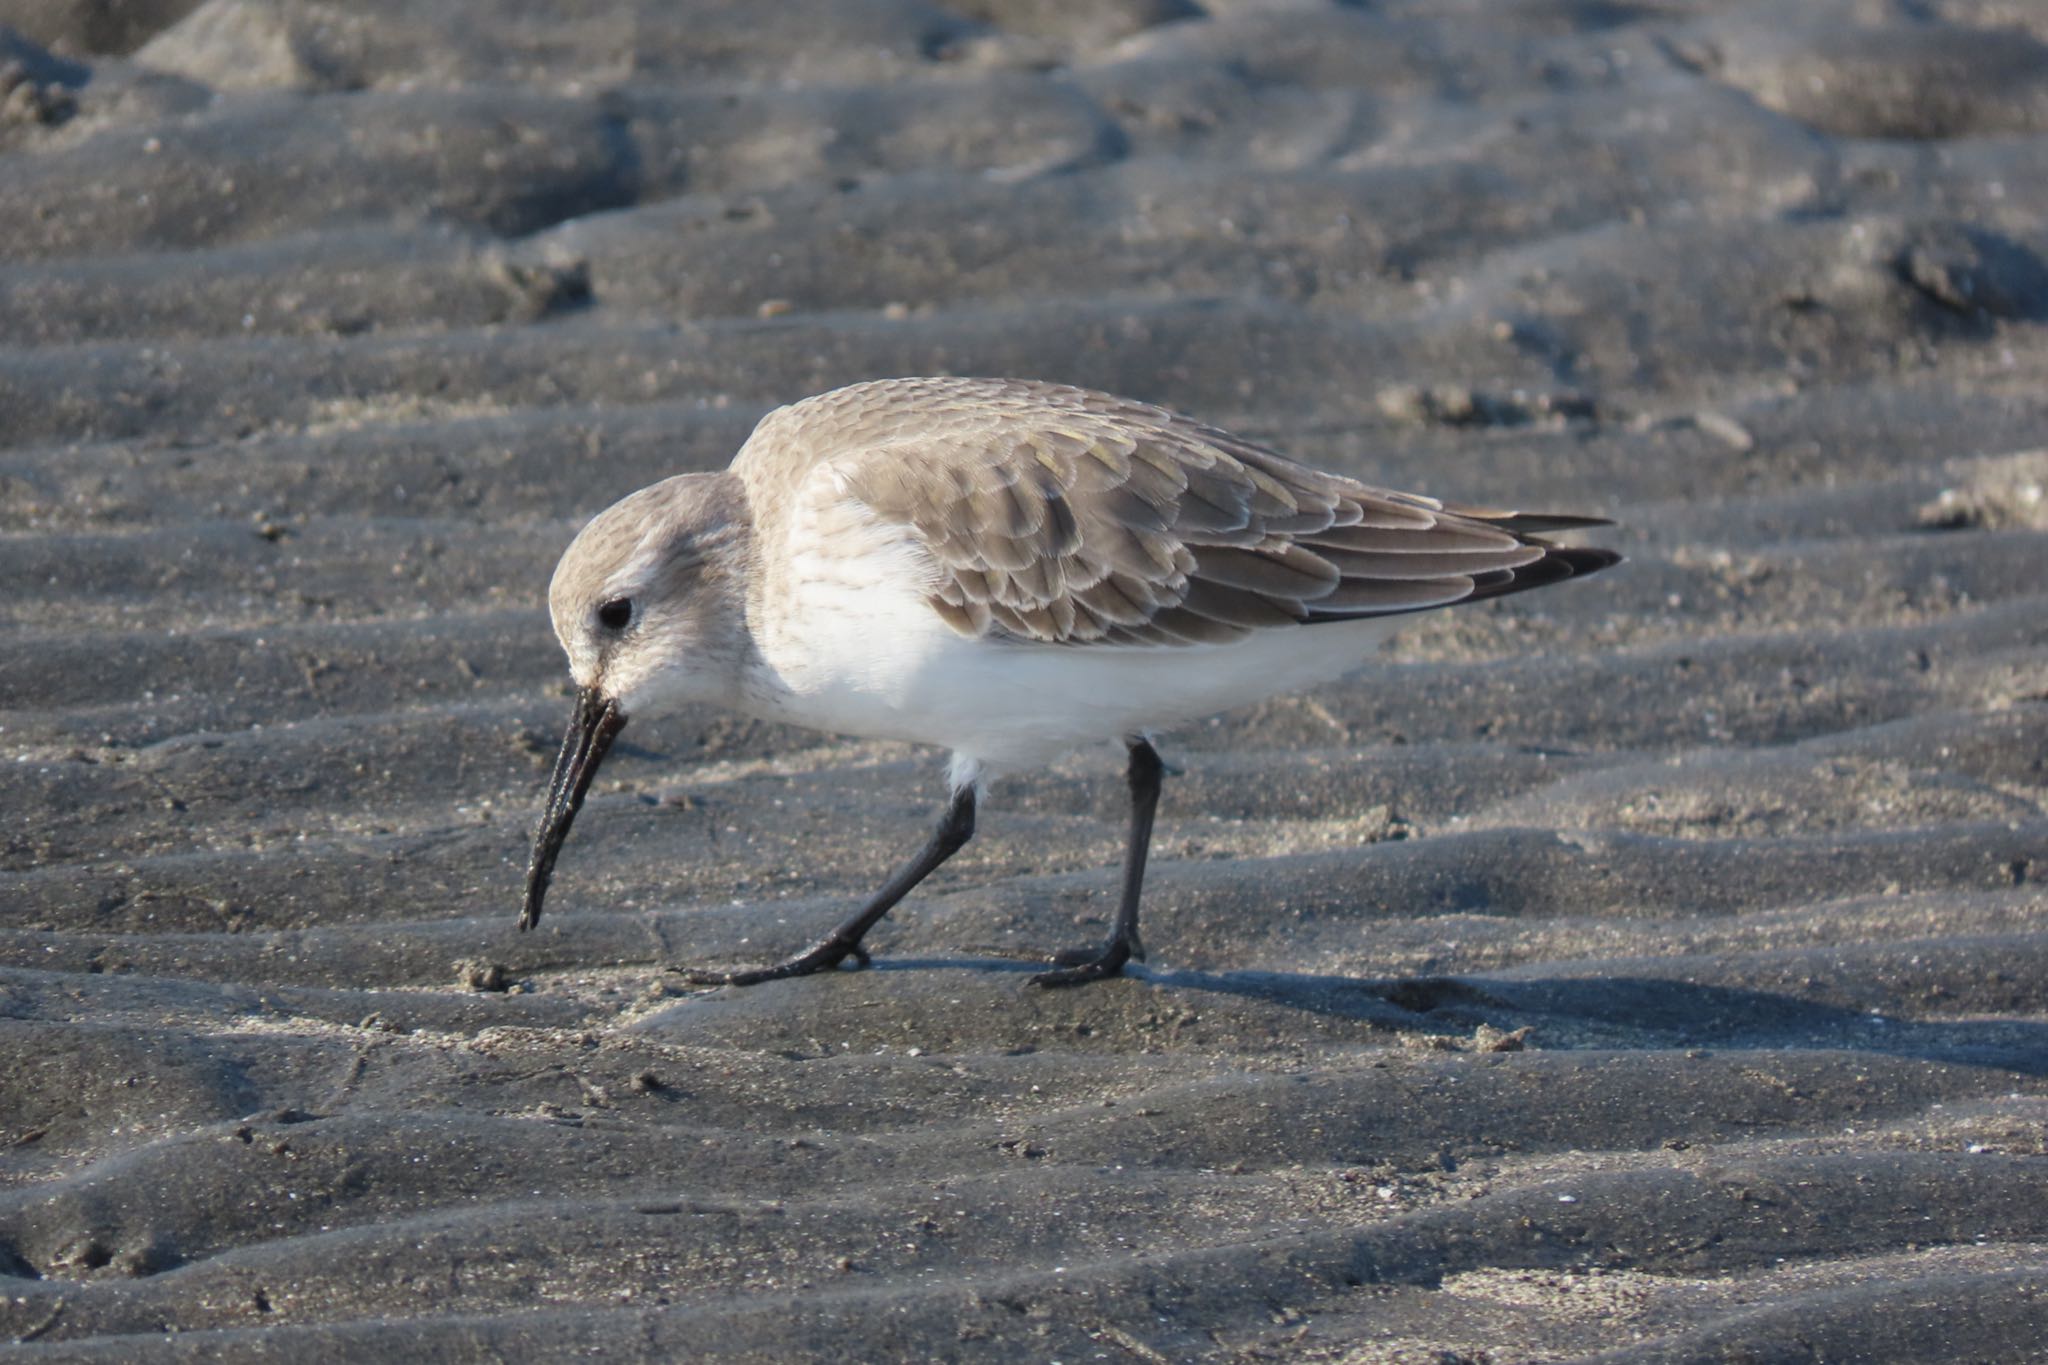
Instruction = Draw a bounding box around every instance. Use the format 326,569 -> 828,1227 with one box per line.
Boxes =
1032,937 -> 1137,988
674,936 -> 871,987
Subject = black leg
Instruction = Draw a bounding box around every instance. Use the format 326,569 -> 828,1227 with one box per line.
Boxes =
677,786 -> 976,986
1034,739 -> 1164,987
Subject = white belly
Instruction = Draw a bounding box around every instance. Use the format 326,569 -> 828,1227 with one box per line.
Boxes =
745,519 -> 1398,769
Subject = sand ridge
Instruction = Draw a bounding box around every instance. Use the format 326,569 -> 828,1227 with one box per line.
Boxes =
2,0 -> 2046,1359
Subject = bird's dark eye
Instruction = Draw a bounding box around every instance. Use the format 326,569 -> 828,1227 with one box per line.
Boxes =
596,597 -> 633,630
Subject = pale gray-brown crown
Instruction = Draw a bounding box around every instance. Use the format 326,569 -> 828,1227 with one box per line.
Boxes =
547,472 -> 751,701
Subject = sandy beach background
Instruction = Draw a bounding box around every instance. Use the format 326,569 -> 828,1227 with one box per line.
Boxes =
3,0 -> 2046,1359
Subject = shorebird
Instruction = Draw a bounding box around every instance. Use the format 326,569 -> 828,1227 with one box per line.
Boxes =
520,377 -> 1618,986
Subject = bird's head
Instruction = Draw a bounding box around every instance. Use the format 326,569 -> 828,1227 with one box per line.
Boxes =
521,471 -> 752,930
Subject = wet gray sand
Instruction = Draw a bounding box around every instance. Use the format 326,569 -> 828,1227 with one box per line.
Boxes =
2,0 -> 2046,1359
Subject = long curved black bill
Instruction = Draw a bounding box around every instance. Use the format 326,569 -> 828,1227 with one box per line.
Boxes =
520,686 -> 628,930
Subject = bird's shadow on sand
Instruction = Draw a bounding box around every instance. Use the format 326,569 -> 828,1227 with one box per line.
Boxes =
792,954 -> 2048,1076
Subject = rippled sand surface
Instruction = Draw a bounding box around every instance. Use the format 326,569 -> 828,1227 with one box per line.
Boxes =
3,1 -> 2046,1359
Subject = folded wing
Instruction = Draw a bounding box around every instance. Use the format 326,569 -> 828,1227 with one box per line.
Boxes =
831,379 -> 1619,648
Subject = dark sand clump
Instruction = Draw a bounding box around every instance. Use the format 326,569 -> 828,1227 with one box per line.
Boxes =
3,0 -> 2047,1359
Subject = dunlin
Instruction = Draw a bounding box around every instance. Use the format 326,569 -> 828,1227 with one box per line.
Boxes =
520,377 -> 1618,986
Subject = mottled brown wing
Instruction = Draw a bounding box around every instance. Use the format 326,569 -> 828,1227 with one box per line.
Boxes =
832,379 -> 1617,647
